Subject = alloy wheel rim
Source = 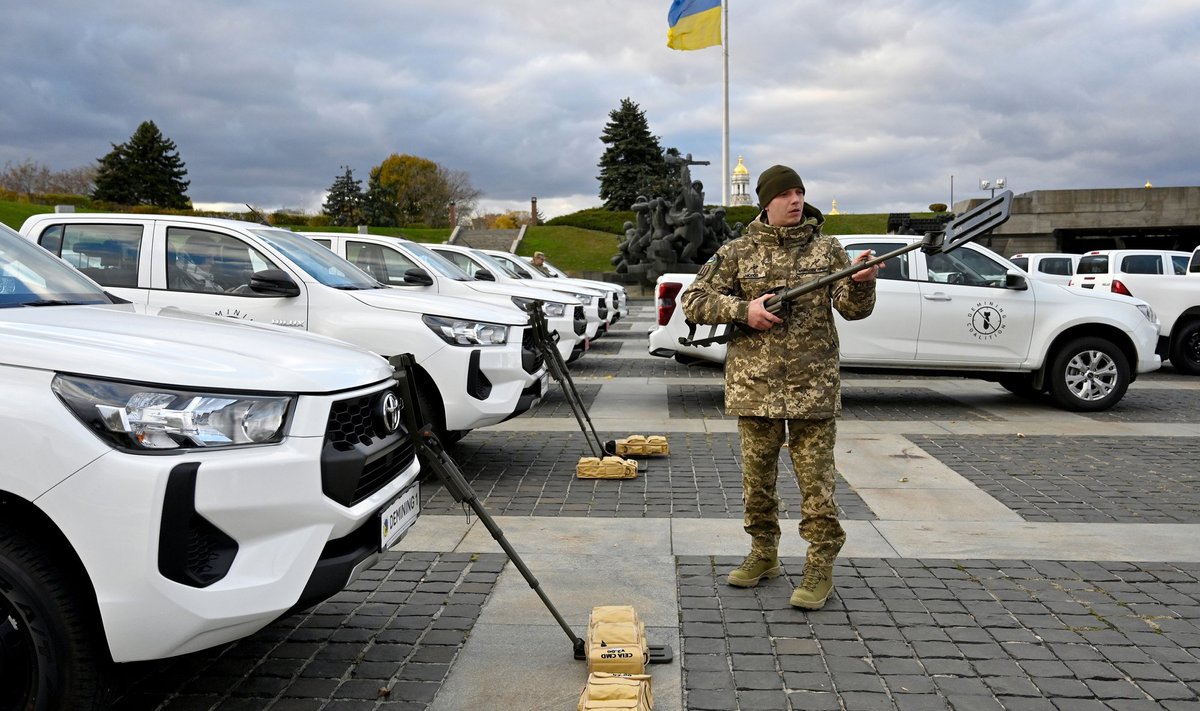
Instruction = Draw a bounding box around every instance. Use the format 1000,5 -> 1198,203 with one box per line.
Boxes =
1064,349 -> 1118,402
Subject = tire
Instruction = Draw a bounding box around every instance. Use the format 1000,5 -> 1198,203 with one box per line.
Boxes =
0,527 -> 108,711
1046,336 -> 1130,412
1168,319 -> 1200,375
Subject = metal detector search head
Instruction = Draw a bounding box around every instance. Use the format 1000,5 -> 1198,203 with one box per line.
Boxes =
922,189 -> 1013,254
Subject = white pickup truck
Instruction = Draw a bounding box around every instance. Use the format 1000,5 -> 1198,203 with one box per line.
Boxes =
1067,249 -> 1200,374
649,235 -> 1162,411
20,213 -> 550,442
0,223 -> 420,709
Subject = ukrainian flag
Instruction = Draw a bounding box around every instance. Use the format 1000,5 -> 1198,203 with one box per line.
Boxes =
667,0 -> 721,50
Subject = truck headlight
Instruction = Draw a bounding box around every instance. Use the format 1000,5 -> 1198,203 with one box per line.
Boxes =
1136,303 -> 1158,326
510,296 -> 566,318
569,293 -> 594,306
53,375 -> 293,452
422,314 -> 509,346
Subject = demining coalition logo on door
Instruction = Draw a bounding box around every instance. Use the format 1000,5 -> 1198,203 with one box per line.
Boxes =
967,301 -> 1005,340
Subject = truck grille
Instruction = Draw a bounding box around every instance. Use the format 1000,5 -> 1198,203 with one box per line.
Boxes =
521,327 -> 545,374
321,388 -> 414,506
573,306 -> 586,336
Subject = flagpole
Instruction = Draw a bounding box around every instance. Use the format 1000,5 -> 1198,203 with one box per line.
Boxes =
721,0 -> 729,206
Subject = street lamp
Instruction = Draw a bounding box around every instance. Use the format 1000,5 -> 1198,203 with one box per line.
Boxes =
979,178 -> 1007,198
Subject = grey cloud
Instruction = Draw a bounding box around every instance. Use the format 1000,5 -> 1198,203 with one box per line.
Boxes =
2,1 -> 1197,217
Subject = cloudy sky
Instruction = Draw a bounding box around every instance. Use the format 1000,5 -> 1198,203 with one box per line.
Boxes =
3,1 -> 1197,219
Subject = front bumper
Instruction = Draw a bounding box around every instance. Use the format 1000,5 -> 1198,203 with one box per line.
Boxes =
422,327 -> 547,431
36,379 -> 420,663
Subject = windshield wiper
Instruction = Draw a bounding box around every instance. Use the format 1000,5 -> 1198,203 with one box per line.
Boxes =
21,299 -> 81,307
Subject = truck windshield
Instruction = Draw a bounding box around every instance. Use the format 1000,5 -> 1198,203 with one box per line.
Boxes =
403,242 -> 473,281
0,225 -> 111,308
250,229 -> 381,289
471,250 -> 524,279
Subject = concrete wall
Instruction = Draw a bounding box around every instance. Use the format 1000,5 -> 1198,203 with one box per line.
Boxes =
954,186 -> 1200,255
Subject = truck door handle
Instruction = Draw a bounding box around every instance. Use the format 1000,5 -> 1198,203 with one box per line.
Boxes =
922,293 -> 952,301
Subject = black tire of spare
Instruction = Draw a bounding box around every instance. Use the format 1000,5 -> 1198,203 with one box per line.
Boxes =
1168,319 -> 1200,375
0,526 -> 108,711
1046,336 -> 1130,412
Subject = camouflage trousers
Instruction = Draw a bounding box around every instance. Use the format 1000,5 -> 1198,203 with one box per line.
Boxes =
738,416 -> 845,568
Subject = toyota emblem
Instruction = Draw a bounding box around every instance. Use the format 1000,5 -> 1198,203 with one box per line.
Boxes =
376,391 -> 402,434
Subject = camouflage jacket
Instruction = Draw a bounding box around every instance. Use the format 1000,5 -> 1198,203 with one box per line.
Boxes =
681,208 -> 876,418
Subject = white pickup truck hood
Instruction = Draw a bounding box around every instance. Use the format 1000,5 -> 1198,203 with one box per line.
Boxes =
347,288 -> 529,324
0,305 -> 392,392
461,280 -> 579,305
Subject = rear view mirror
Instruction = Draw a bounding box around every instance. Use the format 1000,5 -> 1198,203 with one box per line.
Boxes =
249,269 -> 301,297
475,269 -> 496,282
1005,271 -> 1029,290
403,268 -> 434,287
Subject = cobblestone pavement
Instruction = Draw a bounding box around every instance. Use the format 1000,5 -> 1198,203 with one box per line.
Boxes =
106,301 -> 1200,710
110,553 -> 507,710
668,384 -> 1004,422
680,557 -> 1200,711
909,435 -> 1200,524
422,430 -> 874,520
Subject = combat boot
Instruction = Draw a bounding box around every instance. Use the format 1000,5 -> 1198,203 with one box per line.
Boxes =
727,553 -> 781,588
790,564 -> 834,609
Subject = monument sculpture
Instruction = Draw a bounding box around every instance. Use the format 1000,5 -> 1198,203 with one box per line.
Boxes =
612,153 -> 743,285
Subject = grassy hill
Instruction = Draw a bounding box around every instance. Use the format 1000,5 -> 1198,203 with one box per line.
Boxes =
1,198 -> 897,276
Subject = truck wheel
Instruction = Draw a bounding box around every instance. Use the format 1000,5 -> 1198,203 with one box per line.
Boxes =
1168,319 -> 1200,375
0,527 -> 108,711
1047,337 -> 1129,412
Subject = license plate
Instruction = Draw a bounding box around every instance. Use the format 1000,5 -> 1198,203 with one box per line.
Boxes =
380,482 -> 420,551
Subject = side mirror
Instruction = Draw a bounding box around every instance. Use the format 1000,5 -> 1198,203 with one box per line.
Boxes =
249,269 -> 301,297
475,269 -> 496,282
1005,271 -> 1028,290
402,268 -> 434,286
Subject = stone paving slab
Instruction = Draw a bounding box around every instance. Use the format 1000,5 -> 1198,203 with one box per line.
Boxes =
909,435 -> 1200,523
426,430 -> 874,520
107,552 -> 507,710
679,556 -> 1200,711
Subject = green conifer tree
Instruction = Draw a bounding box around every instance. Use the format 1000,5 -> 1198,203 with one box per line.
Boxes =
92,120 -> 190,208
322,166 -> 364,226
596,98 -> 673,210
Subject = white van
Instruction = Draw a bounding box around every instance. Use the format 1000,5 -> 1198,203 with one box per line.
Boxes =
20,214 -> 548,441
1008,252 -> 1080,286
302,231 -> 587,362
0,222 -> 419,709
429,243 -> 607,341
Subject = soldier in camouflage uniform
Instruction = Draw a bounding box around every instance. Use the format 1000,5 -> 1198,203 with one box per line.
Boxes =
681,165 -> 878,609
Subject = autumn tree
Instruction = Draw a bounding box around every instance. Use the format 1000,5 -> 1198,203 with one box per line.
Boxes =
92,120 -> 190,208
321,166 -> 364,226
366,153 -> 481,227
597,98 -> 675,210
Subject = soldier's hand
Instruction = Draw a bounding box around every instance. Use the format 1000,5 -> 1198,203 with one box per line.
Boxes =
851,250 -> 880,282
747,293 -> 784,330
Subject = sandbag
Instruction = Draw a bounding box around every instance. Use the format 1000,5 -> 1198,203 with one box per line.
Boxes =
586,605 -> 648,674
577,456 -> 638,479
577,672 -> 653,710
607,435 -> 669,457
